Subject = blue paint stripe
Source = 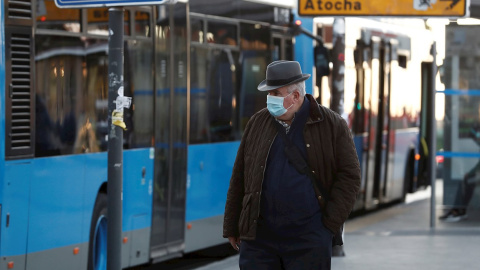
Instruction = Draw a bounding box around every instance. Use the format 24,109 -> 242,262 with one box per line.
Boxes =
437,89 -> 480,96
191,88 -> 206,94
155,142 -> 169,149
155,87 -> 193,96
134,90 -> 153,96
176,88 -> 187,94
139,88 -> 205,96
437,151 -> 480,158
156,88 -> 169,95
173,142 -> 187,148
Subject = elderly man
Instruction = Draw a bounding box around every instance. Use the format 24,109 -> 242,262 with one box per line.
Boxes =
223,60 -> 360,269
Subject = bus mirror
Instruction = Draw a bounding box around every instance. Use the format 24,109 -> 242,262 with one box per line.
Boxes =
314,45 -> 330,78
354,49 -> 360,65
438,65 -> 445,84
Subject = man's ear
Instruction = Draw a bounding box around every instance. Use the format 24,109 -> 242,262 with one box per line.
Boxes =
294,91 -> 300,102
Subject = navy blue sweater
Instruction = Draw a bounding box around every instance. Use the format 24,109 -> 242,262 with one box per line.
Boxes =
259,97 -> 323,243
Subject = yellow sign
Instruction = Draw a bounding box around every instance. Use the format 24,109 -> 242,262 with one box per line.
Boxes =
298,0 -> 466,17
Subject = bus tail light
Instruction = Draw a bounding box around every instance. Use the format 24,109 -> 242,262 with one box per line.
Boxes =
7,261 -> 14,269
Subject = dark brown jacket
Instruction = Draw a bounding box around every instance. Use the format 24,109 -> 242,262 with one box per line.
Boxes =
223,94 -> 361,240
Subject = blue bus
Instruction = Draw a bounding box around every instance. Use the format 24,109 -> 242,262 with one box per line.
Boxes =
0,0 -> 432,269
298,18 -> 435,211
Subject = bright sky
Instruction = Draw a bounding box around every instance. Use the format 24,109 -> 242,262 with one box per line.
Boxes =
252,0 -> 296,8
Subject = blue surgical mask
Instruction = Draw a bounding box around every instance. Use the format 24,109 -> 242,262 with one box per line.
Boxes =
266,92 -> 293,117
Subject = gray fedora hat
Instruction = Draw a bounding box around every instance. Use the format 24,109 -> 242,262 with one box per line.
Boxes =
257,60 -> 310,91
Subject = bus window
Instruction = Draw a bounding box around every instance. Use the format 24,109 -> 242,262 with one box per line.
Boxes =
35,36 -> 88,156
191,17 -> 204,43
206,21 -> 237,46
124,39 -> 155,148
36,0 -> 81,33
134,10 -> 151,37
238,23 -> 270,132
190,47 -> 238,143
34,34 -> 154,156
87,8 -> 131,36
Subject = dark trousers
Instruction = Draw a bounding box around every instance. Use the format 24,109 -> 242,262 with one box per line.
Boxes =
239,225 -> 332,270
239,240 -> 331,270
463,173 -> 478,207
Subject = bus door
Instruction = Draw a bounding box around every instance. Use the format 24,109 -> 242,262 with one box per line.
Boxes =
363,37 -> 394,206
377,39 -> 393,202
151,2 -> 188,261
362,37 -> 381,209
352,39 -> 369,211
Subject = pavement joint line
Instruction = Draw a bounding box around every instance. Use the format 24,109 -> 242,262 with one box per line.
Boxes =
348,228 -> 480,236
345,202 -> 416,233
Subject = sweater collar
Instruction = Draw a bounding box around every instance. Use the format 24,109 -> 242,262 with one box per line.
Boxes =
292,95 -> 311,129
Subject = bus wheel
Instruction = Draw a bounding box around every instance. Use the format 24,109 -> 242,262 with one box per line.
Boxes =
88,193 -> 108,270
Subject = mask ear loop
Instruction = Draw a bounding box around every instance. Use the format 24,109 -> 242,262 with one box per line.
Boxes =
284,92 -> 295,111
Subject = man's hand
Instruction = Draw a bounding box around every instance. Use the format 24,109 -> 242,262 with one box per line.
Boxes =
228,236 -> 241,251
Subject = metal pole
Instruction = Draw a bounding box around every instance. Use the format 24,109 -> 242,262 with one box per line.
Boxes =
331,18 -> 345,115
108,7 -> 124,270
429,42 -> 437,229
331,18 -> 346,257
299,26 -> 324,45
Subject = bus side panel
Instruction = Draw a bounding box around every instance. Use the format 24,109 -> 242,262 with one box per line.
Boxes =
353,135 -> 364,175
27,155 -> 85,270
81,149 -> 154,268
82,152 -> 108,242
353,135 -> 367,211
122,148 -> 154,267
390,128 -> 419,201
78,149 -> 153,269
1,161 -> 31,270
184,142 -> 240,252
0,149 -> 153,270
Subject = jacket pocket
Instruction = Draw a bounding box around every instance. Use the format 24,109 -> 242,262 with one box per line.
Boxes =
238,193 -> 252,235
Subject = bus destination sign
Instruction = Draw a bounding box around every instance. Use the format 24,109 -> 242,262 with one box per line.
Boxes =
55,0 -> 171,8
298,0 -> 466,17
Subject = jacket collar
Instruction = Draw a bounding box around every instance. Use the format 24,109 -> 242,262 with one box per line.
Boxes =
305,94 -> 324,124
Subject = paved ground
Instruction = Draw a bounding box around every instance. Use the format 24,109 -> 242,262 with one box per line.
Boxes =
193,188 -> 480,270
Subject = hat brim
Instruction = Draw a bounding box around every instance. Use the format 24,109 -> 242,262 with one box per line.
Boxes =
257,74 -> 311,91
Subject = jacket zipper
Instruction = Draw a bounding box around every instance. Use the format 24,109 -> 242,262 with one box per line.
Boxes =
257,133 -> 277,220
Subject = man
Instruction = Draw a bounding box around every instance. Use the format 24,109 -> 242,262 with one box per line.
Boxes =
223,60 -> 361,269
440,103 -> 480,222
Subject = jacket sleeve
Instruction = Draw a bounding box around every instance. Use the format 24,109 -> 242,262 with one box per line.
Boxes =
323,117 -> 361,233
222,116 -> 253,238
